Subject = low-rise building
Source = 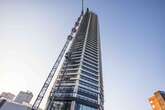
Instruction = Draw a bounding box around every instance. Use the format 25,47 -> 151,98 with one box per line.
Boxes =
0,98 -> 42,110
0,98 -> 31,110
0,92 -> 15,101
14,91 -> 33,104
149,90 -> 165,110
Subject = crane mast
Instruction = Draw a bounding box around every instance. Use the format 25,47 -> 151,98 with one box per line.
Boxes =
31,12 -> 84,110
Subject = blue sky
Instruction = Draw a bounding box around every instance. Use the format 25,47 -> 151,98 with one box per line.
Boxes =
0,0 -> 165,110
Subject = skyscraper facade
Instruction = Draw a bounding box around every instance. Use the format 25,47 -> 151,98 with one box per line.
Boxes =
46,9 -> 104,110
149,90 -> 165,110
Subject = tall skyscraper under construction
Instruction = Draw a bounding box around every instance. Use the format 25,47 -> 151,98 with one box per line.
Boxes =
46,9 -> 104,110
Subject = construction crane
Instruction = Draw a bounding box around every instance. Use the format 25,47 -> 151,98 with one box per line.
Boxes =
31,1 -> 84,110
45,50 -> 73,110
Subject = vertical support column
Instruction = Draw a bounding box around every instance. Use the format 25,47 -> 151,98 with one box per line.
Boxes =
82,0 -> 84,14
97,13 -> 104,110
70,101 -> 76,110
71,11 -> 92,110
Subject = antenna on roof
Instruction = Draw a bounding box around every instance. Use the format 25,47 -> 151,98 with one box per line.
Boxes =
81,0 -> 84,15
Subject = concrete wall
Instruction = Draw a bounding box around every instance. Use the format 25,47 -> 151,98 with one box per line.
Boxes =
0,101 -> 31,110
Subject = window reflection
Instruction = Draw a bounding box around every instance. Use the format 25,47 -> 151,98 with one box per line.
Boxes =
79,104 -> 97,110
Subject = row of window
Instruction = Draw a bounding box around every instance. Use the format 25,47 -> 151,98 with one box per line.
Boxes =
78,89 -> 98,100
71,48 -> 83,52
63,61 -> 80,65
70,57 -> 81,62
71,51 -> 82,55
79,80 -> 98,90
84,55 -> 98,64
85,45 -> 98,54
78,87 -> 98,98
85,47 -> 97,55
81,70 -> 98,79
50,101 -> 71,110
78,86 -> 98,97
87,36 -> 97,42
86,40 -> 97,47
86,40 -> 97,46
73,37 -> 85,43
83,62 -> 98,71
84,52 -> 97,61
70,48 -> 83,53
78,104 -> 97,110
62,65 -> 79,70
80,75 -> 98,84
71,54 -> 82,58
77,94 -> 98,104
54,87 -> 74,93
83,58 -> 98,67
86,39 -> 97,43
71,42 -> 83,48
72,39 -> 84,45
61,69 -> 78,73
54,92 -> 75,98
71,45 -> 83,50
82,65 -> 98,75
86,38 -> 97,43
56,80 -> 76,85
58,74 -> 77,79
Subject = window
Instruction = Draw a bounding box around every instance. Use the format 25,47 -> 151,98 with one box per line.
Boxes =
84,52 -> 98,61
85,47 -> 97,55
63,70 -> 78,73
78,88 -> 98,100
81,70 -> 98,79
86,42 -> 97,48
52,101 -> 71,110
78,104 -> 97,110
83,62 -> 98,71
71,54 -> 81,58
79,86 -> 98,96
84,55 -> 98,63
64,65 -> 79,69
79,80 -> 98,90
82,66 -> 98,74
80,75 -> 98,84
84,58 -> 98,67
55,86 -> 74,93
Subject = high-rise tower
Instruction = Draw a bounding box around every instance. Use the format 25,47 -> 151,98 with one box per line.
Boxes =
46,9 -> 104,110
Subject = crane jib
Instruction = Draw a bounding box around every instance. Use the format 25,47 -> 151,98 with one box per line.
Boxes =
31,12 -> 83,110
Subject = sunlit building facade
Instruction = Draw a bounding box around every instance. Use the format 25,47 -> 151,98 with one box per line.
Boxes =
46,9 -> 104,110
149,90 -> 165,110
14,91 -> 33,104
0,92 -> 15,101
